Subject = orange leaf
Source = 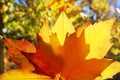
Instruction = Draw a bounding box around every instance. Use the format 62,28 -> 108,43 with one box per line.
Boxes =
3,38 -> 35,71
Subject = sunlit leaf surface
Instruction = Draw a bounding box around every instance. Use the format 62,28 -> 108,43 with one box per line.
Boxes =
52,11 -> 75,45
85,18 -> 115,59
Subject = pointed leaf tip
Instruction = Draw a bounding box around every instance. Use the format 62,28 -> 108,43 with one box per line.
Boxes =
76,20 -> 91,38
52,11 -> 75,45
39,19 -> 51,43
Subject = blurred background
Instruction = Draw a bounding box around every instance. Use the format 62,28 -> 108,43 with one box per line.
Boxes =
0,0 -> 120,79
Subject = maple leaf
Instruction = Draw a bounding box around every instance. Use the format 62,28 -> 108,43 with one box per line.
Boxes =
1,11 -> 120,80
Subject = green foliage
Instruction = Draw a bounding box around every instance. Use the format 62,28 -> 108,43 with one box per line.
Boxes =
91,0 -> 110,13
1,0 -> 54,42
110,21 -> 120,58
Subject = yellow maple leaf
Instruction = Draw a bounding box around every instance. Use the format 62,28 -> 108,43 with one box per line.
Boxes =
85,18 -> 115,59
0,70 -> 52,80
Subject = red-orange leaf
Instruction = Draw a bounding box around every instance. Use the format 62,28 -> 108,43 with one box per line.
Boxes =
3,38 -> 36,53
49,31 -> 114,80
23,35 -> 63,77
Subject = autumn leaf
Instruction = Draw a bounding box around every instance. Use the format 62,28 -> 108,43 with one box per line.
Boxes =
1,12 -> 120,80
